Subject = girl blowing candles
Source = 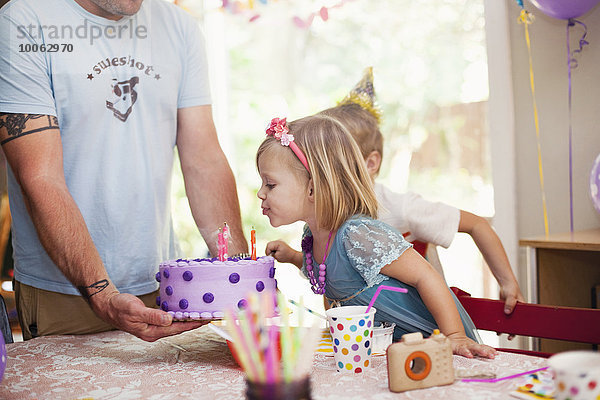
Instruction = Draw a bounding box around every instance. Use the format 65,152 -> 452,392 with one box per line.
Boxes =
256,115 -> 496,359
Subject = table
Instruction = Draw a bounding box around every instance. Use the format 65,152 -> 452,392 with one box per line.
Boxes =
0,327 -> 548,399
520,229 -> 600,353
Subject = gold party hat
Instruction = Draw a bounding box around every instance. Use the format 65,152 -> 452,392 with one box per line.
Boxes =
338,66 -> 382,123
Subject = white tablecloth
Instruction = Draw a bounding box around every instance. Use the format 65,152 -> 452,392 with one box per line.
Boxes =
0,327 -> 548,399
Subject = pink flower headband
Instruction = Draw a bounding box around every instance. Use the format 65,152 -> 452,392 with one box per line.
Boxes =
265,117 -> 310,173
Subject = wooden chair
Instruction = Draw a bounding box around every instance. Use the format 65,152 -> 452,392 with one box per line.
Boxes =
451,287 -> 600,358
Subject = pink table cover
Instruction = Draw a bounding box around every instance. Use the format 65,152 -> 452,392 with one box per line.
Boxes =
0,327 -> 547,399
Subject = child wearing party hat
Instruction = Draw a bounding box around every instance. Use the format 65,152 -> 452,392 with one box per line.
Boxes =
257,113 -> 496,358
272,67 -> 524,316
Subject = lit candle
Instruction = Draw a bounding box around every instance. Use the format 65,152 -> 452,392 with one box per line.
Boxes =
251,227 -> 256,260
222,222 -> 229,260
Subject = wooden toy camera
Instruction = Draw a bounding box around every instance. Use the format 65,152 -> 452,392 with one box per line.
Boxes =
387,329 -> 454,392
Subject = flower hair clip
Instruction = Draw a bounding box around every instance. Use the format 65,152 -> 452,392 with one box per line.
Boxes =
265,117 -> 310,173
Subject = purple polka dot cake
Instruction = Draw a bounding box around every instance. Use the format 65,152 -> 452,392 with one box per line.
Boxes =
156,256 -> 276,320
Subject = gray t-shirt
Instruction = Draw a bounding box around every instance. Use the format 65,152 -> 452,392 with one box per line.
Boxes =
0,0 -> 211,295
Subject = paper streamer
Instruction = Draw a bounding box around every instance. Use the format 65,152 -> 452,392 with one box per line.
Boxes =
518,9 -> 549,237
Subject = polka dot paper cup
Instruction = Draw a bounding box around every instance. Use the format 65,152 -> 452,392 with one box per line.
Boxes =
325,305 -> 376,373
548,350 -> 600,400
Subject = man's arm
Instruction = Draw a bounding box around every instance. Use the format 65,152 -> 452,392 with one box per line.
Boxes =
0,113 -> 205,341
176,106 -> 247,256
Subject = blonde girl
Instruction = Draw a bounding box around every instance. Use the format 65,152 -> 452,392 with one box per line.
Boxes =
256,114 -> 496,358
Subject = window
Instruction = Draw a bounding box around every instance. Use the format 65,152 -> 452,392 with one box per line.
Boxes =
172,0 -> 495,322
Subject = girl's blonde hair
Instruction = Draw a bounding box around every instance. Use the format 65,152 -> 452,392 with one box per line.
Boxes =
256,114 -> 378,231
319,103 -> 384,173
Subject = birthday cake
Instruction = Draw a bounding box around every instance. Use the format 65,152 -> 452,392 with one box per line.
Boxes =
155,256 -> 276,320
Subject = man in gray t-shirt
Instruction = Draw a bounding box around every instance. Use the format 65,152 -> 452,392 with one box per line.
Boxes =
0,0 -> 247,341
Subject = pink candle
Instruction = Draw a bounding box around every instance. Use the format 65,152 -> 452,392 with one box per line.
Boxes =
218,231 -> 225,261
222,223 -> 229,260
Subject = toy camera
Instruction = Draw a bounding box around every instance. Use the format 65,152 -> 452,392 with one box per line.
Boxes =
387,329 -> 454,392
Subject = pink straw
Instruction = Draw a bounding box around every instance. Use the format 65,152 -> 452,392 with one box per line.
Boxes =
366,285 -> 408,313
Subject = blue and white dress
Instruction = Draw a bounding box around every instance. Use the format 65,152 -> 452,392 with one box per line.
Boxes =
301,215 -> 480,342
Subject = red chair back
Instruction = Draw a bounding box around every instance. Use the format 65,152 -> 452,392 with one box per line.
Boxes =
451,287 -> 600,357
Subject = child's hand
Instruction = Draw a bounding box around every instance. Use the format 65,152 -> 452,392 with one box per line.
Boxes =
446,332 -> 497,359
499,282 -> 526,315
499,282 -> 526,340
265,240 -> 303,268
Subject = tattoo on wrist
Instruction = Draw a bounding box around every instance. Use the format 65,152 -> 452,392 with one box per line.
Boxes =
77,279 -> 110,301
0,113 -> 59,145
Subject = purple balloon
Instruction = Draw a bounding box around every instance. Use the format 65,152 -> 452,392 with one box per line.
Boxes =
590,153 -> 600,214
0,332 -> 5,382
529,0 -> 600,19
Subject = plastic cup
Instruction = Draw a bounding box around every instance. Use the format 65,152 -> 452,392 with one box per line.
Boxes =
548,351 -> 600,400
372,322 -> 396,354
325,305 -> 376,373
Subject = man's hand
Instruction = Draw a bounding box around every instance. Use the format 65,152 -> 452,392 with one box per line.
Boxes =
90,291 -> 207,342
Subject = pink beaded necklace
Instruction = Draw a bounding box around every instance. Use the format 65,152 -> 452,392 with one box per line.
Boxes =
302,231 -> 333,295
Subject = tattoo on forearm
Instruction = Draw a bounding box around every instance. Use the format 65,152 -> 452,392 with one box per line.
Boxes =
0,113 -> 59,145
77,279 -> 110,301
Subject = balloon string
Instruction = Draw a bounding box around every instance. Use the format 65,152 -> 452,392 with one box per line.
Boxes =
566,19 -> 588,234
519,10 -> 549,237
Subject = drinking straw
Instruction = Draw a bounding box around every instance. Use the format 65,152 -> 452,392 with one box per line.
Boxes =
462,367 -> 548,383
207,322 -> 234,342
277,291 -> 294,382
238,305 -> 266,382
294,324 -> 322,379
259,292 -> 277,383
288,298 -> 327,320
265,292 -> 280,383
224,308 -> 257,381
292,297 -> 304,364
366,285 -> 408,313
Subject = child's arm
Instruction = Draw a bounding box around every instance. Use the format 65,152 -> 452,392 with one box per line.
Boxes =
265,240 -> 303,269
380,248 -> 497,359
458,211 -> 525,314
265,241 -> 332,310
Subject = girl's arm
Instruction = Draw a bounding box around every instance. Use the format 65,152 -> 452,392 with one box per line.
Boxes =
458,211 -> 525,314
380,248 -> 497,359
265,240 -> 303,269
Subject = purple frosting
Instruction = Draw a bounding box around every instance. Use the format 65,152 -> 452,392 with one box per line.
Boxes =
163,269 -> 170,279
256,281 -> 265,292
183,271 -> 193,281
161,301 -> 169,311
155,272 -> 161,282
155,296 -> 161,306
237,299 -> 247,309
229,273 -> 240,284
179,299 -> 189,309
165,286 -> 173,296
269,267 -> 275,278
203,292 -> 214,303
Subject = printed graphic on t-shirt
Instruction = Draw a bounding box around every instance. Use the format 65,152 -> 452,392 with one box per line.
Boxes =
106,77 -> 139,122
87,55 -> 161,122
